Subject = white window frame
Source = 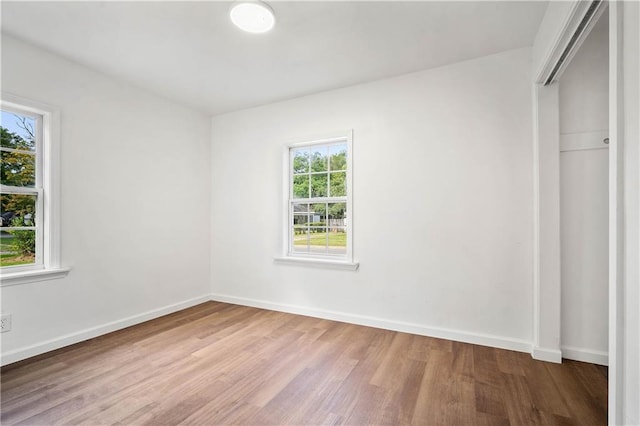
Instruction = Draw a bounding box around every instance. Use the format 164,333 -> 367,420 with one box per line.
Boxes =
275,130 -> 358,271
0,93 -> 69,286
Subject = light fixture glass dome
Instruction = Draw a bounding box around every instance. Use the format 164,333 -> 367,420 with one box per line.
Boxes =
230,1 -> 275,34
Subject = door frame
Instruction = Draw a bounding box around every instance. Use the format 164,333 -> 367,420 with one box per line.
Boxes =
531,1 -> 623,424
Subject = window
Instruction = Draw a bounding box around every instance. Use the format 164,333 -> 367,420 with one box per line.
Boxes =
1,106 -> 42,269
278,131 -> 357,269
1,94 -> 66,284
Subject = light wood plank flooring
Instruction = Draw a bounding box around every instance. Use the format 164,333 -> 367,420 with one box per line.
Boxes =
1,302 -> 607,425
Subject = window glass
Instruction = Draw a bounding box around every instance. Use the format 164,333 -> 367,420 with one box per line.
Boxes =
288,138 -> 350,259
1,110 -> 40,268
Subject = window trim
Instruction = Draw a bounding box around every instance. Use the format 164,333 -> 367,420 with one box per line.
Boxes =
1,93 -> 69,285
275,130 -> 358,270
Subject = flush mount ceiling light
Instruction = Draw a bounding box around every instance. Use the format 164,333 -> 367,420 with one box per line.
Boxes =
230,1 -> 275,34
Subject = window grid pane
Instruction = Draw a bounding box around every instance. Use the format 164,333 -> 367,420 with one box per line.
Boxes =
329,143 -> 347,172
0,110 -> 37,152
0,193 -> 38,267
1,150 -> 36,187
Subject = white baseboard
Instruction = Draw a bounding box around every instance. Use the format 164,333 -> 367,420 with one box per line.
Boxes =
561,346 -> 608,366
0,294 -> 211,366
209,293 -> 532,354
532,346 -> 563,363
1,292 -> 552,367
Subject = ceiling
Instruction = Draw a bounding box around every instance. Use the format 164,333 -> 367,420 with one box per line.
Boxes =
1,1 -> 548,115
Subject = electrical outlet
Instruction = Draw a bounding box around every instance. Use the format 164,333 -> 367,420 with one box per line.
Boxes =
1,314 -> 11,332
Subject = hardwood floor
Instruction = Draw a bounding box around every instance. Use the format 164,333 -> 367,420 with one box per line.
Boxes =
1,302 -> 607,425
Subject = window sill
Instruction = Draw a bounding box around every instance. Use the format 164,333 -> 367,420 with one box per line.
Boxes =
1,267 -> 70,287
274,256 -> 359,271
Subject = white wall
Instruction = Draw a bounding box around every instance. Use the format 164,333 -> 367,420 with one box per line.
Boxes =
210,48 -> 534,350
558,15 -> 609,365
0,35 -> 212,364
